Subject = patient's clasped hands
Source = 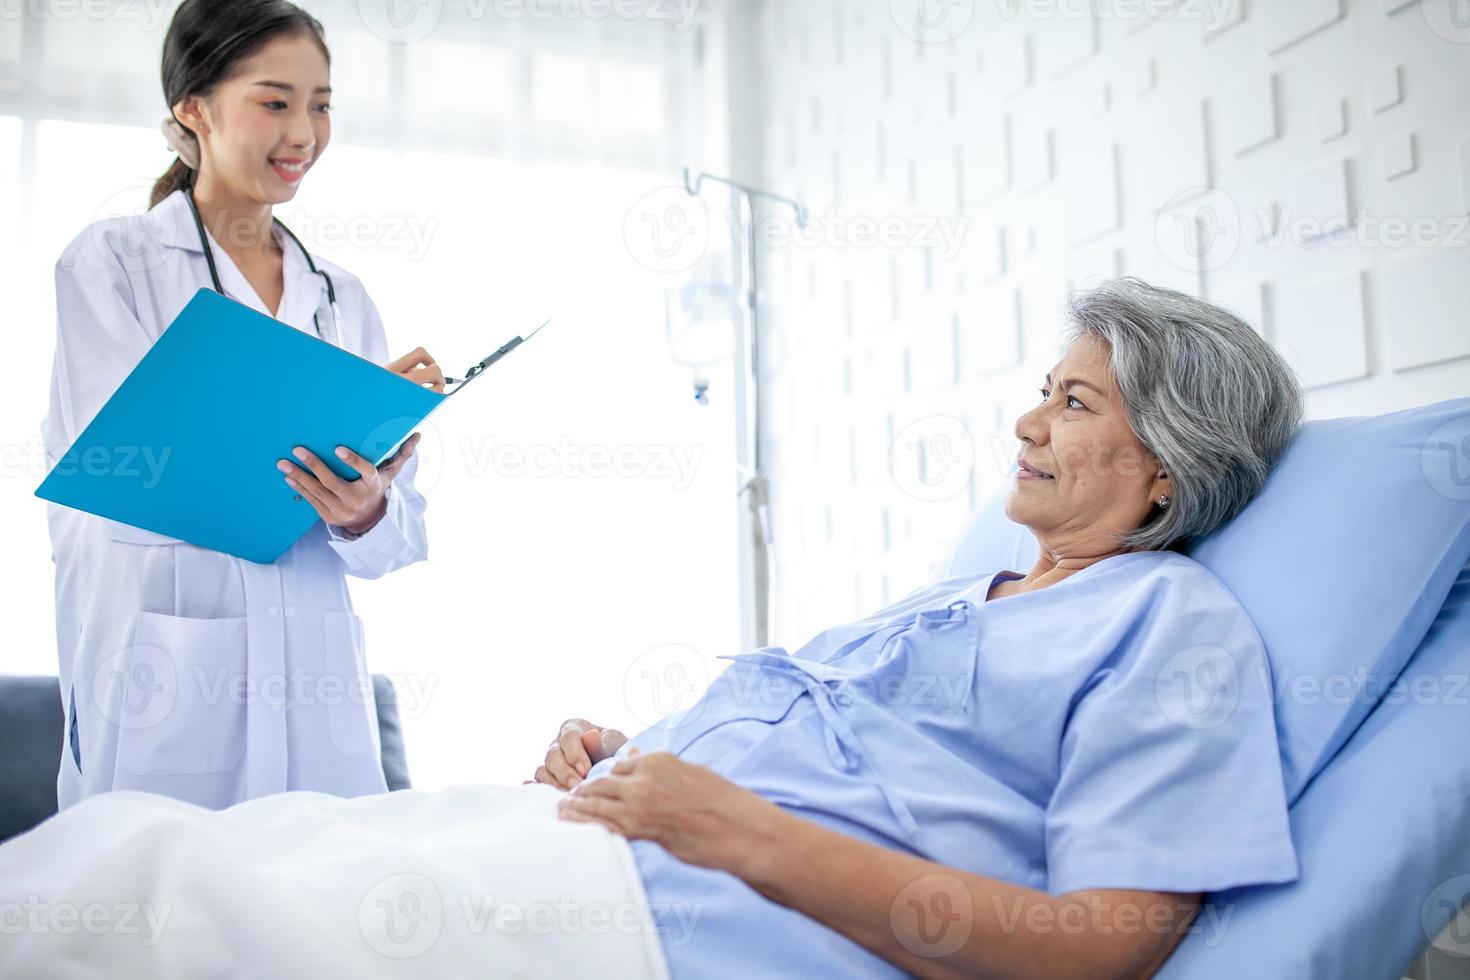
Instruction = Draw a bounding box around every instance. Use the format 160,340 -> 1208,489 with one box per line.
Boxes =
531,718 -> 629,790
531,718 -> 788,878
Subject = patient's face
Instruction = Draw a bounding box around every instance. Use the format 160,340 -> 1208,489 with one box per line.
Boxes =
1005,335 -> 1169,555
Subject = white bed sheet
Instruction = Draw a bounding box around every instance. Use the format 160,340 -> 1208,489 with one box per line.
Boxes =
0,782 -> 672,979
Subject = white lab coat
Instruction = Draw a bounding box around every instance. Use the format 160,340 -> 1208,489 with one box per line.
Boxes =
43,188 -> 428,811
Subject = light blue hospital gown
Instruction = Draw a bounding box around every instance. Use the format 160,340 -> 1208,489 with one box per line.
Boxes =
587,550 -> 1299,978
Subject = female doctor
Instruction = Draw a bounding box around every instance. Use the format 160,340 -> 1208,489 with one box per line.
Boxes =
42,0 -> 446,811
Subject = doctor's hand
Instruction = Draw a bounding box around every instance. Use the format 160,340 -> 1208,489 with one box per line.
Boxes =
529,718 -> 628,790
277,433 -> 422,537
389,347 -> 446,393
557,749 -> 782,875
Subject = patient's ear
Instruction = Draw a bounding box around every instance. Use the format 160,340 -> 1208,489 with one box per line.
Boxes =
1152,469 -> 1173,506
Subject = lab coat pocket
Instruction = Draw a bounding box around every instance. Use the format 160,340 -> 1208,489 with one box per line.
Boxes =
323,610 -> 380,758
116,611 -> 249,776
104,519 -> 183,547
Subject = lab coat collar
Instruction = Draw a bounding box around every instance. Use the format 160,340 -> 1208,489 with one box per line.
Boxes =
151,187 -> 206,253
152,188 -> 328,335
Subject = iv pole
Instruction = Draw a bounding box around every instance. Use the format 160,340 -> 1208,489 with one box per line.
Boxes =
681,167 -> 807,649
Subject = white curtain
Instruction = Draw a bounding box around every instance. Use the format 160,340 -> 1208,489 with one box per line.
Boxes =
0,0 -> 742,790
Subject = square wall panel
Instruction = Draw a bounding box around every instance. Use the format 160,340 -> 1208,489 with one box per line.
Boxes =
1279,270 -> 1371,389
1382,248 -> 1470,371
1227,74 -> 1281,156
1260,0 -> 1346,54
1291,158 -> 1355,242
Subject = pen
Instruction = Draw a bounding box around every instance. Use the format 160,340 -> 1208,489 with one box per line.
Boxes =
443,319 -> 551,389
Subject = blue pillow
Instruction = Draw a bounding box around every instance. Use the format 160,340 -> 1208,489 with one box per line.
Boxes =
940,398 -> 1470,803
1156,559 -> 1470,979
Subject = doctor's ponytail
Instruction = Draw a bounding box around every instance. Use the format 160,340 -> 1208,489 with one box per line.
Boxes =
151,156 -> 194,207
149,0 -> 329,209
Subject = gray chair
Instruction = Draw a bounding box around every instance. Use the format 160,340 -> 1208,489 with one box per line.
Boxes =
0,674 -> 411,843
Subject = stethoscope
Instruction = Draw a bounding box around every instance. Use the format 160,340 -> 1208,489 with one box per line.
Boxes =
184,185 -> 342,343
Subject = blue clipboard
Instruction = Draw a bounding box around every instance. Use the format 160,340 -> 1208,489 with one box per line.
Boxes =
37,288 -> 460,564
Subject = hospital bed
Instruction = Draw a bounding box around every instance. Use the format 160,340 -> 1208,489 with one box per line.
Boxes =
2,398 -> 1468,979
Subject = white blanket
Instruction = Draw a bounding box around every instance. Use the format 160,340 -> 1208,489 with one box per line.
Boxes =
0,783 -> 672,979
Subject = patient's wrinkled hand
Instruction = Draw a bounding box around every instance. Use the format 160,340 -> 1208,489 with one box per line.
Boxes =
528,718 -> 628,790
556,749 -> 782,876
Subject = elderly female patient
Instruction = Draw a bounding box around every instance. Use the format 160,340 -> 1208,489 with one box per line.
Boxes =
542,277 -> 1306,980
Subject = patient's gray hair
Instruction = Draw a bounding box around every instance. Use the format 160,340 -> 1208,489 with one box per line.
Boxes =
1062,277 -> 1304,552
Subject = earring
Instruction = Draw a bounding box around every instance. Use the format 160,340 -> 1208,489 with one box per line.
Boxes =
1157,495 -> 1170,509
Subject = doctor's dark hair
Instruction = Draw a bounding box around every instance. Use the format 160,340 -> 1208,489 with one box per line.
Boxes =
150,0 -> 329,209
1061,277 -> 1305,553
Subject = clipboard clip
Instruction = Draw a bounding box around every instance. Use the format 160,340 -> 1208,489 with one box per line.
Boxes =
443,319 -> 551,394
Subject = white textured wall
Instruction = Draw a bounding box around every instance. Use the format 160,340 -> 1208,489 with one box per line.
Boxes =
747,0 -> 1470,645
